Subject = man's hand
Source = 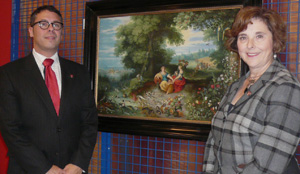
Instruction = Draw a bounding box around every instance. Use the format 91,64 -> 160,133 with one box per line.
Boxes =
46,165 -> 65,174
63,164 -> 83,174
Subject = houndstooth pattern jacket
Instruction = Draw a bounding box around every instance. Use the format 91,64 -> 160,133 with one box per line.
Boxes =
203,59 -> 300,174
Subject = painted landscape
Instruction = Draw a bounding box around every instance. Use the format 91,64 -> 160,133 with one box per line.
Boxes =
96,8 -> 240,122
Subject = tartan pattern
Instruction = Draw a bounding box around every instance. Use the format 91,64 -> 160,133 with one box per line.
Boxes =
203,60 -> 300,174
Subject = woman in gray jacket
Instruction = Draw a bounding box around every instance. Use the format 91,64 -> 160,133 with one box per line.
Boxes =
203,6 -> 300,174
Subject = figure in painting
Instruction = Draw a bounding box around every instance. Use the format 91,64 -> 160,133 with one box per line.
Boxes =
172,65 -> 186,93
166,78 -> 174,94
154,66 -> 174,94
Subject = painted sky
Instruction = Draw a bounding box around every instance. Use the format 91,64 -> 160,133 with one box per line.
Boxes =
98,15 -> 216,70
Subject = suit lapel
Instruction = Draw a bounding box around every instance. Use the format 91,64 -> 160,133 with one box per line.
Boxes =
23,54 -> 58,117
58,58 -> 74,116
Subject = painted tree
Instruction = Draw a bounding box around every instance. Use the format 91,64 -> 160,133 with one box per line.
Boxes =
114,13 -> 184,78
174,9 -> 239,68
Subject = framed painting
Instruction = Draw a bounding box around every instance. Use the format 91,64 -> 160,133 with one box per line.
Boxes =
84,0 -> 261,141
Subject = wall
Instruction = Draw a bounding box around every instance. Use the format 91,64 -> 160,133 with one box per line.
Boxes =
0,0 -> 12,173
0,0 -> 12,65
1,0 -> 300,174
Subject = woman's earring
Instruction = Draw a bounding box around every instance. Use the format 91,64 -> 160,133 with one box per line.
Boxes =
273,53 -> 277,60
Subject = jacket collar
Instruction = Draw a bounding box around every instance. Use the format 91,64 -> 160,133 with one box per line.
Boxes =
224,59 -> 284,114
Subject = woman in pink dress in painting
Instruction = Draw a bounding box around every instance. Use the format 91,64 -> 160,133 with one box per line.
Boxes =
172,65 -> 186,93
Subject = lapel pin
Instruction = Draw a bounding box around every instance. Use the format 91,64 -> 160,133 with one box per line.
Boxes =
70,74 -> 74,78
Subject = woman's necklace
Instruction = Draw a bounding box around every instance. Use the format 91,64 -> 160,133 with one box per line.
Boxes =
244,75 -> 262,96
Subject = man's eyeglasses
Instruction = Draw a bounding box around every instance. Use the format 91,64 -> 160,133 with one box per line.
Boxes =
31,21 -> 63,31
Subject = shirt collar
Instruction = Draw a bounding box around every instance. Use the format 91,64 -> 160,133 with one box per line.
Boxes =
32,48 -> 59,65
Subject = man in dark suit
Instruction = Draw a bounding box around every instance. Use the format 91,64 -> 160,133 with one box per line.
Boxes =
0,5 -> 98,174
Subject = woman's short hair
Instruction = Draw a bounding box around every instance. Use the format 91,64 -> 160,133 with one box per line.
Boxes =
225,6 -> 286,53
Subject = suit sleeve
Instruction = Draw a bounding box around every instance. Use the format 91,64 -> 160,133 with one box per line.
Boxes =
0,67 -> 53,173
241,82 -> 300,173
68,67 -> 98,172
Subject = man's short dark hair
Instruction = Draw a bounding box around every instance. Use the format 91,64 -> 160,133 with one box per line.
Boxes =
30,5 -> 63,26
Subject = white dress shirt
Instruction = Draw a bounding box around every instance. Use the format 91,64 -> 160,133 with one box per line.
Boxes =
32,48 -> 62,97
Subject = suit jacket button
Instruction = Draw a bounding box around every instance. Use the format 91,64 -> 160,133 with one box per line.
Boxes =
56,152 -> 59,156
57,128 -> 62,132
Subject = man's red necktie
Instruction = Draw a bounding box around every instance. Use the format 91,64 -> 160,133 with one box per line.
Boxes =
43,58 -> 60,116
